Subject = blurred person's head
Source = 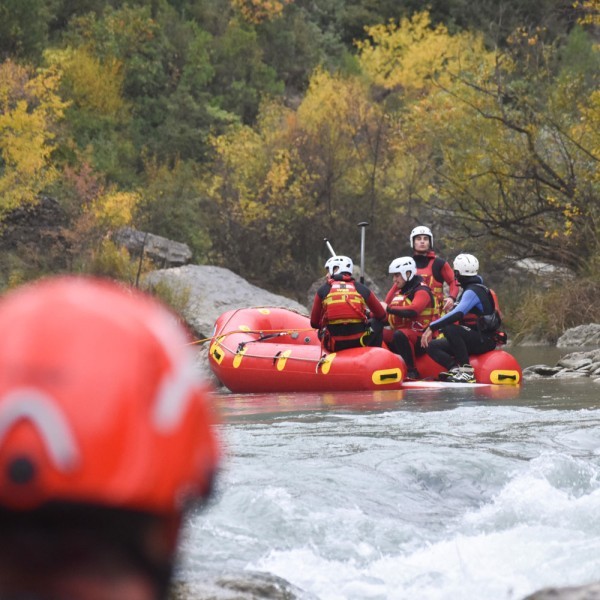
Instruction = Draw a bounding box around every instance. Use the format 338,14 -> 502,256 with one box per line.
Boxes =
0,276 -> 220,600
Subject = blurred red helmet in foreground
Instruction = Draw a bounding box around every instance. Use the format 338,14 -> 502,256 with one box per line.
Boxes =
0,276 -> 219,516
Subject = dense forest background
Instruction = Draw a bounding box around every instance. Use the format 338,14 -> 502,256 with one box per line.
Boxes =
0,0 -> 598,341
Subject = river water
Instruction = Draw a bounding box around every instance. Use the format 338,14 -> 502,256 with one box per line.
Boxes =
180,347 -> 600,600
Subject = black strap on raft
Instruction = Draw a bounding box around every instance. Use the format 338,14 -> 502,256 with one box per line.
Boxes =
237,331 -> 289,353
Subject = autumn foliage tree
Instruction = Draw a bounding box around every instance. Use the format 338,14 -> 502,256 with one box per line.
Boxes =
0,0 -> 599,337
354,11 -> 600,275
204,70 -> 409,290
0,60 -> 68,215
203,101 -> 319,290
232,0 -> 292,24
413,27 -> 597,272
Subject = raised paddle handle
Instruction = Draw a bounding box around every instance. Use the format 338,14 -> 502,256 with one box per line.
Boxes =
324,237 -> 336,257
358,222 -> 369,284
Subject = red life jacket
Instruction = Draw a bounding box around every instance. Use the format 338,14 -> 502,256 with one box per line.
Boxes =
415,254 -> 446,321
322,278 -> 367,326
387,283 -> 435,331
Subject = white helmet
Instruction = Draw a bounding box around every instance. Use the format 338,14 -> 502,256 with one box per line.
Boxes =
453,253 -> 479,276
325,255 -> 354,276
410,226 -> 433,249
389,256 -> 417,281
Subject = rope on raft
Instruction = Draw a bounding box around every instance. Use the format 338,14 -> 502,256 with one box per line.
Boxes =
187,305 -> 315,346
188,327 -> 316,346
208,335 -> 327,365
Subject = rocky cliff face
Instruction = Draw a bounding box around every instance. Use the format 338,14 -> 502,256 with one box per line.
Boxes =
0,198 -> 194,276
0,196 -> 71,271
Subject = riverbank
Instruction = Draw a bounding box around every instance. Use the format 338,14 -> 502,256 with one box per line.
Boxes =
522,348 -> 600,383
145,264 -> 600,386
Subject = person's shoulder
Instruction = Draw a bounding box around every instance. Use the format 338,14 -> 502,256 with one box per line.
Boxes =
316,281 -> 331,296
468,277 -> 487,290
461,287 -> 481,301
432,255 -> 450,267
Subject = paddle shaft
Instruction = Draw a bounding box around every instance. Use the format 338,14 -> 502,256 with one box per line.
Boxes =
358,222 -> 369,284
324,238 -> 336,257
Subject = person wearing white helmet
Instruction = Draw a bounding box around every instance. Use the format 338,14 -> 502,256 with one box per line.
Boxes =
324,255 -> 354,277
311,255 -> 387,352
421,254 -> 502,383
409,226 -> 459,320
382,257 -> 435,380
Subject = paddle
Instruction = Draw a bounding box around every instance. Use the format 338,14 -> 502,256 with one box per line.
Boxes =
324,237 -> 336,257
358,221 -> 369,284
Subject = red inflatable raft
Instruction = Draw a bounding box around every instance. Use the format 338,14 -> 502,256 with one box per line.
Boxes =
208,307 -> 522,393
209,307 -> 406,393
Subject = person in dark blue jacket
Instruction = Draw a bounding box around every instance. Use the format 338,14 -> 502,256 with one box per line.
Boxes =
420,254 -> 498,383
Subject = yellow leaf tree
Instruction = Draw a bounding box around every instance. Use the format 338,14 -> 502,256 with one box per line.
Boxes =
232,0 -> 292,24
204,66 -> 410,288
0,60 -> 68,215
44,47 -> 126,119
358,11 -> 600,272
357,12 -> 491,98
205,100 -> 319,284
296,68 -> 390,222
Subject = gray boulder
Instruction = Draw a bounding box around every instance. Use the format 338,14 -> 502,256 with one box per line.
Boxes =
510,258 -> 574,282
557,354 -> 593,370
523,582 -> 600,599
522,364 -> 564,378
523,343 -> 600,381
557,324 -> 600,348
115,227 -> 193,267
169,570 -> 317,600
144,265 -> 307,339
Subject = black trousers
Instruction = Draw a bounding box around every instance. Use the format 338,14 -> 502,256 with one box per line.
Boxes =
326,318 -> 384,352
427,324 -> 496,370
388,330 -> 426,368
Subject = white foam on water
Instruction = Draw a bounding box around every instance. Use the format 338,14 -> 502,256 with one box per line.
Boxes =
182,395 -> 600,599
463,452 -> 600,531
253,547 -> 387,600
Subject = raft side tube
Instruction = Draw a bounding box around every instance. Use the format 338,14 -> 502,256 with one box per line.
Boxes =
209,307 -> 406,393
415,349 -> 522,385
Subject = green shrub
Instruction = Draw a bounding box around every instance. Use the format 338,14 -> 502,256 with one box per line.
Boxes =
142,279 -> 191,322
82,239 -> 139,282
509,273 -> 600,344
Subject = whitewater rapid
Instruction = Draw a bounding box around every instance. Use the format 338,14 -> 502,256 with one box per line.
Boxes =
180,379 -> 600,599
